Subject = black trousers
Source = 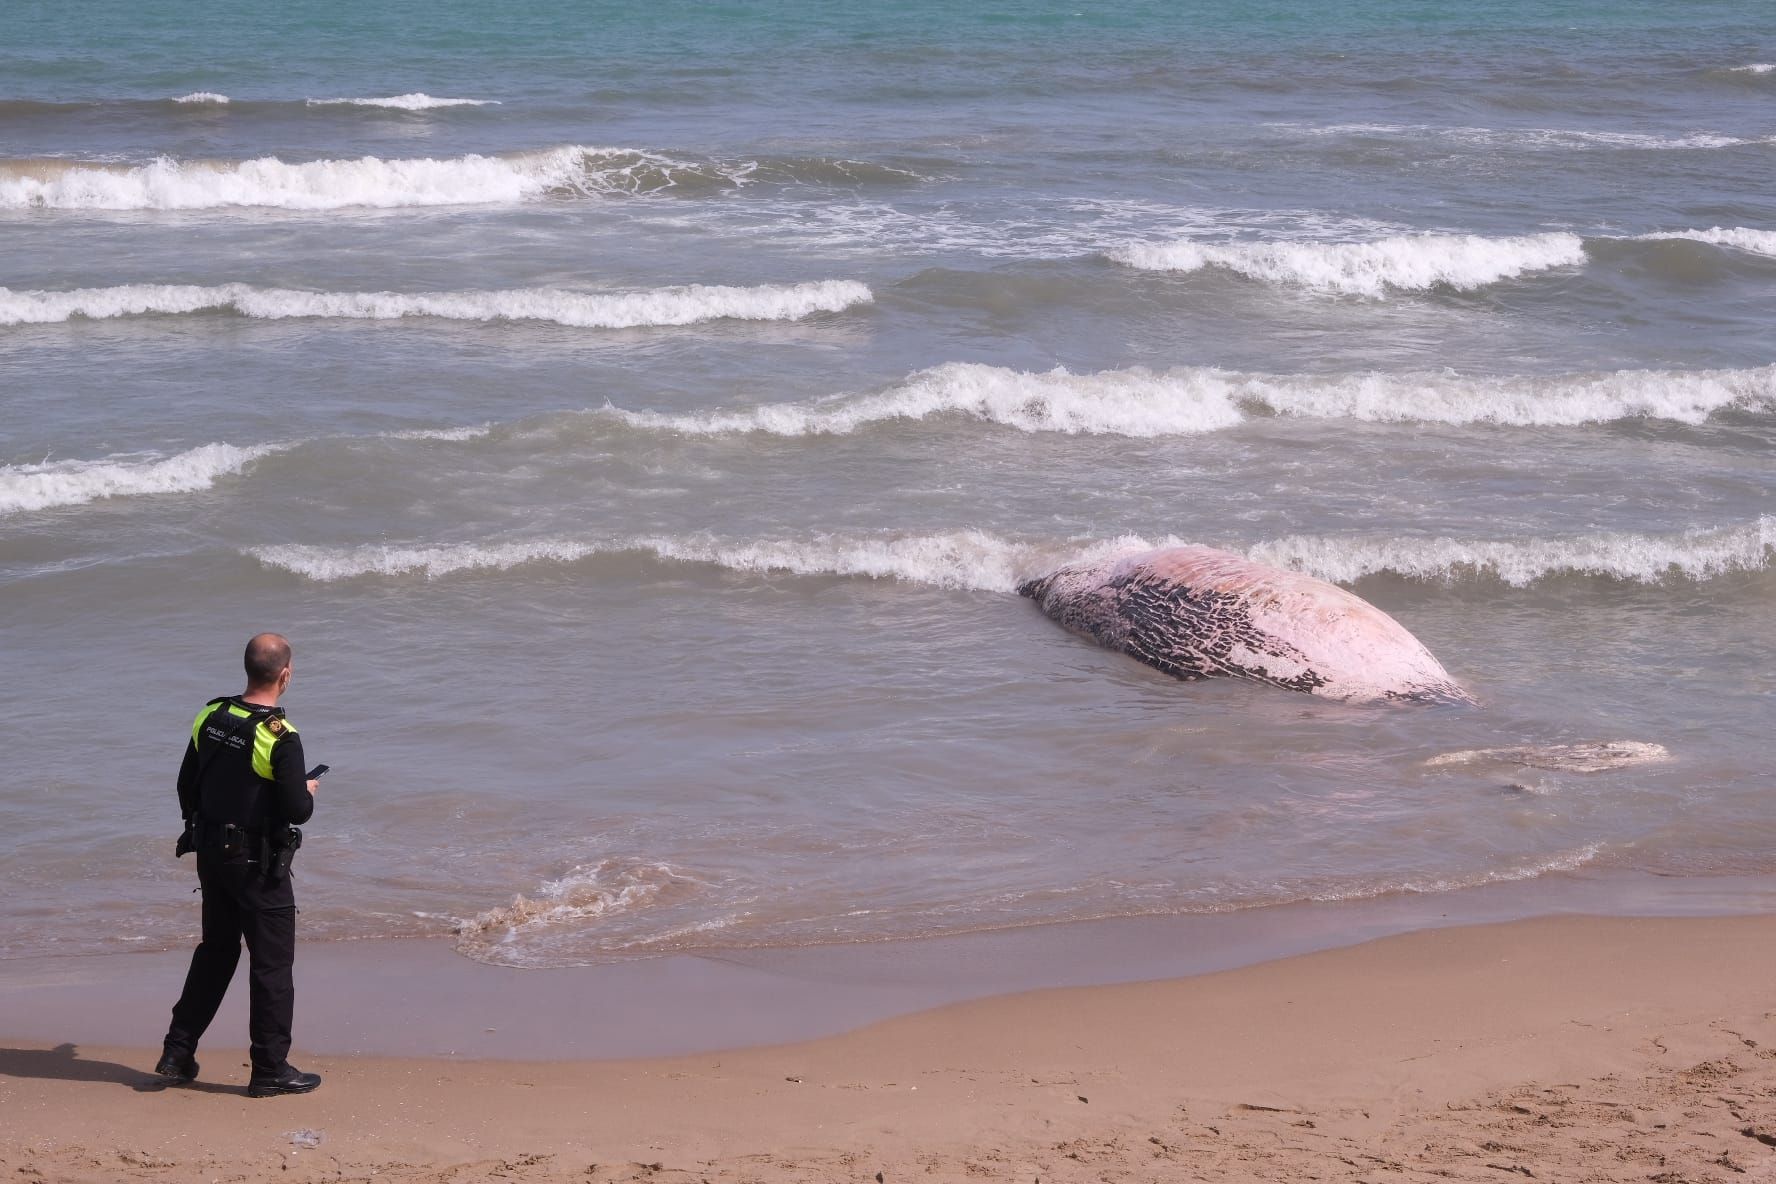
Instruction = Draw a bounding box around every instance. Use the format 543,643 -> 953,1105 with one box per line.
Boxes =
164,855 -> 297,1075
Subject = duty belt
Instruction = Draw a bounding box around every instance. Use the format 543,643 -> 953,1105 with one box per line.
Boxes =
196,819 -> 269,859
192,819 -> 302,880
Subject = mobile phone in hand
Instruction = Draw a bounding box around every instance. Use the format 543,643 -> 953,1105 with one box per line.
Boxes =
307,764 -> 330,780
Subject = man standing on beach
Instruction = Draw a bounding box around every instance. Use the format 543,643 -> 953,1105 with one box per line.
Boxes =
157,633 -> 323,1097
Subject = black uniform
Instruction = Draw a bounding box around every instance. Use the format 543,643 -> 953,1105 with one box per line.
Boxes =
164,696 -> 313,1077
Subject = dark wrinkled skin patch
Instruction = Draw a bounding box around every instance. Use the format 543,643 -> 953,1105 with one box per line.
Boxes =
1021,571 -> 1331,695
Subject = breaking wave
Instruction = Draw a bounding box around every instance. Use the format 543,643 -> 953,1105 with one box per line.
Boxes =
610,361 -> 1776,437
0,421 -> 497,514
1631,227 -> 1776,258
255,539 -> 603,581
1106,231 -> 1587,295
0,148 -> 749,213
449,860 -> 706,961
0,145 -> 880,210
304,93 -> 499,109
247,520 -> 1776,591
172,92 -> 230,105
615,363 -> 1246,437
1249,520 -> 1776,587
246,530 -> 1094,591
0,443 -> 281,514
0,279 -> 872,329
0,147 -> 595,210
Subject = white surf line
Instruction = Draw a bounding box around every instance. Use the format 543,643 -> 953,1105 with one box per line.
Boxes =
604,360 -> 1776,437
1249,519 -> 1776,586
0,442 -> 284,514
0,144 -> 728,210
0,280 -> 873,328
1626,227 -> 1776,258
1105,231 -> 1587,296
245,519 -> 1776,589
304,93 -> 501,109
0,423 -> 497,515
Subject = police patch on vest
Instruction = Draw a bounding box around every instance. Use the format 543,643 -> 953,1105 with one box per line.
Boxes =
265,717 -> 287,736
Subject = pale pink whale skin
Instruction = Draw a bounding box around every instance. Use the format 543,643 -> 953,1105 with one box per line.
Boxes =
1019,545 -> 1473,704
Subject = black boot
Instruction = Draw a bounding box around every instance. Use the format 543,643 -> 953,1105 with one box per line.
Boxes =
153,1048 -> 199,1082
246,1063 -> 321,1098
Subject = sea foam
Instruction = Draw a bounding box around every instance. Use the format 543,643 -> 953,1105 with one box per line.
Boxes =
1425,742 -> 1670,773
305,93 -> 500,109
609,361 -> 1776,437
0,443 -> 279,514
452,860 -> 697,945
0,145 -> 735,210
1278,122 -> 1760,152
1454,127 -> 1751,151
250,539 -> 604,581
172,92 -> 230,105
1304,844 -> 1606,902
247,519 -> 1776,590
0,280 -> 872,329
612,363 -> 1249,437
1106,231 -> 1587,295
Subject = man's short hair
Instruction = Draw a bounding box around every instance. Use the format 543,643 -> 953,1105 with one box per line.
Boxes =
244,633 -> 292,687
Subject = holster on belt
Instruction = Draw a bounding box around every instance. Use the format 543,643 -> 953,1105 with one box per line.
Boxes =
268,825 -> 303,881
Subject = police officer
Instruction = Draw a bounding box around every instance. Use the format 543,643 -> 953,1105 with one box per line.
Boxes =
157,633 -> 322,1097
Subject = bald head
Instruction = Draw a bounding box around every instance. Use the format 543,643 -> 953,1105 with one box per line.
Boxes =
244,633 -> 292,690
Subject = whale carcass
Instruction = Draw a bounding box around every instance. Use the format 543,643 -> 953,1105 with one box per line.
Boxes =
1018,545 -> 1472,704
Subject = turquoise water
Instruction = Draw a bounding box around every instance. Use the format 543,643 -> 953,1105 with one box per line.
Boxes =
1,0 -> 1773,967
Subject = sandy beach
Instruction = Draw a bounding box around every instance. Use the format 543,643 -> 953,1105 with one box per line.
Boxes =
5,914 -> 1776,1182
8,4 -> 1775,1180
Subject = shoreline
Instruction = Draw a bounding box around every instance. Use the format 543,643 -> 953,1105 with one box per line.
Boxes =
5,868 -> 1776,1060
5,912 -> 1776,1181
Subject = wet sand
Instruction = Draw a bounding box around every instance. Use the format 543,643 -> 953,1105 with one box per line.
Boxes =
5,914 -> 1776,1182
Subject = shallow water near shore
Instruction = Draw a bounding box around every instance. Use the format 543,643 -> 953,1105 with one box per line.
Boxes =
7,876 -> 1776,1059
1,0 -> 1773,968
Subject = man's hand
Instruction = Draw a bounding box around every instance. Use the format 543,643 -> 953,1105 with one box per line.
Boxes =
306,779 -> 319,796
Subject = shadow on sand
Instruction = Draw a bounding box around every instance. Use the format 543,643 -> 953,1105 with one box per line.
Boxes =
0,1042 -> 239,1095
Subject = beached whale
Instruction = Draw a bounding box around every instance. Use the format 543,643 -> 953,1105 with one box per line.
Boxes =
1017,544 -> 1473,704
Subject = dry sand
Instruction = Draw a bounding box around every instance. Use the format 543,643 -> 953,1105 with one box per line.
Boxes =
5,914 -> 1776,1182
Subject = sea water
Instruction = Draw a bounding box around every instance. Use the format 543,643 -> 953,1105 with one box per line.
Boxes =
1,0 -> 1773,968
